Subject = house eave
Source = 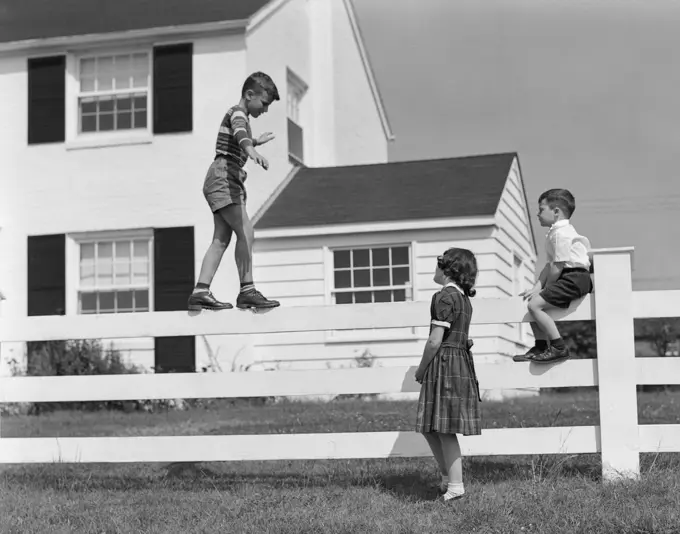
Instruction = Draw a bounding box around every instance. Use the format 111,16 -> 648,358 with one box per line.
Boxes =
0,19 -> 249,54
254,215 -> 497,240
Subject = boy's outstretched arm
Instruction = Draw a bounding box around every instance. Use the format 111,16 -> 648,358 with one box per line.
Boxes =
232,111 -> 269,169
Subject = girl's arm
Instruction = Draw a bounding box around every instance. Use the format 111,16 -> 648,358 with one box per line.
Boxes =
415,326 -> 445,381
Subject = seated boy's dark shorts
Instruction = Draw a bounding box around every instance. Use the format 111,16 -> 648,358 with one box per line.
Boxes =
540,267 -> 593,309
203,155 -> 248,212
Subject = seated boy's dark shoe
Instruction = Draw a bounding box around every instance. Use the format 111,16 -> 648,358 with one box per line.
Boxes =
187,291 -> 233,311
236,289 -> 280,309
512,345 -> 544,362
532,345 -> 570,364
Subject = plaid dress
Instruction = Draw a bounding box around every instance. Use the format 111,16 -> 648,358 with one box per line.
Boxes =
415,284 -> 482,436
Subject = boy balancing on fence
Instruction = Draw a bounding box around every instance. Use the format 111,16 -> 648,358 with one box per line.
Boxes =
188,72 -> 281,312
415,247 -> 482,502
514,188 -> 592,364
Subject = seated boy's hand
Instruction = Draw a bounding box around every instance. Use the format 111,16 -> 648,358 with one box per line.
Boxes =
256,132 -> 275,146
520,286 -> 542,301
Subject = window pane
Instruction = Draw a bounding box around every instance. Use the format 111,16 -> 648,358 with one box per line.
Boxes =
132,261 -> 149,285
117,111 -> 132,129
81,243 -> 95,260
134,289 -> 149,311
118,97 -> 132,111
132,72 -> 147,88
114,262 -> 131,285
334,270 -> 351,289
97,261 -> 113,286
133,240 -> 148,259
99,113 -> 114,131
81,114 -> 97,132
98,242 -> 113,259
80,263 -> 95,287
392,266 -> 410,286
372,248 -> 389,266
372,268 -> 390,286
132,53 -> 148,71
115,73 -> 131,90
374,290 -> 391,303
353,249 -> 369,267
133,95 -> 147,110
80,58 -> 96,75
80,99 -> 97,114
117,290 -> 133,312
98,98 -> 114,113
97,74 -> 113,91
334,250 -> 350,269
393,289 -> 406,302
80,76 -> 96,92
80,292 -> 97,314
355,291 -> 371,304
392,247 -> 409,265
99,291 -> 115,313
134,111 -> 147,128
115,241 -> 130,259
335,292 -> 353,305
354,269 -> 370,287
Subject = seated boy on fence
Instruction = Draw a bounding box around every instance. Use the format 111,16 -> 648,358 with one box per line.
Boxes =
514,188 -> 592,364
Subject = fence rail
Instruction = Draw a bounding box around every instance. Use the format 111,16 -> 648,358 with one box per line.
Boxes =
1,247 -> 680,482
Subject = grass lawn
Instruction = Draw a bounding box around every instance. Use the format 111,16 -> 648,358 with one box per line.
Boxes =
2,389 -> 680,533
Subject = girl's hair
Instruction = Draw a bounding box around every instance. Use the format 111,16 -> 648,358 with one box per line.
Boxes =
437,247 -> 478,297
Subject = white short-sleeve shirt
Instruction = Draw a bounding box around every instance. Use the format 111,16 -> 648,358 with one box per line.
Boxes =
545,219 -> 591,269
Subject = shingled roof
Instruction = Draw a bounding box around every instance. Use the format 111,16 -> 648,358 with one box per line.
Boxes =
255,152 -> 518,230
0,0 -> 271,44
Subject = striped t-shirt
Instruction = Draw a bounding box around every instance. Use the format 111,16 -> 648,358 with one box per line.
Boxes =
215,105 -> 253,167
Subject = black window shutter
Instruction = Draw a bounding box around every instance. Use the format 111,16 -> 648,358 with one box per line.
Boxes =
153,43 -> 193,134
153,226 -> 194,311
27,55 -> 65,145
27,234 -> 66,316
155,336 -> 195,373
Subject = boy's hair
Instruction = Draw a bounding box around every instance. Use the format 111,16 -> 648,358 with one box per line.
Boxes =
242,71 -> 280,102
539,188 -> 576,217
437,248 -> 478,297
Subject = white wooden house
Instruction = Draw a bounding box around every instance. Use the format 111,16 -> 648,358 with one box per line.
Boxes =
250,153 -> 539,390
0,0 -> 394,375
0,0 -> 538,396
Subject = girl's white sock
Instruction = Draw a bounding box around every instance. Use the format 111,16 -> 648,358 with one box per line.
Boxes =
443,482 -> 465,501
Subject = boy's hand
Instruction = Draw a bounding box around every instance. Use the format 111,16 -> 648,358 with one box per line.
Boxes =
520,283 -> 542,301
246,146 -> 269,170
256,132 -> 275,146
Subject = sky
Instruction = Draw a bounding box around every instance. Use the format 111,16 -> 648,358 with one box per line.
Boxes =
352,0 -> 680,291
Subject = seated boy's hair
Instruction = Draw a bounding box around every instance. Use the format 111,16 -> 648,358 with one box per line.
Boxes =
539,188 -> 576,217
242,71 -> 280,101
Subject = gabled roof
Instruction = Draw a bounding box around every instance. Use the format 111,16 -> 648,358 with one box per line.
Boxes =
254,152 -> 517,229
0,0 -> 271,44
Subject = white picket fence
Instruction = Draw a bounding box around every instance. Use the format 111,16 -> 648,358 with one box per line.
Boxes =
1,247 -> 680,483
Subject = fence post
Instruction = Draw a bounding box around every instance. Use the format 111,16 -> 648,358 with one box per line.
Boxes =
591,247 -> 638,482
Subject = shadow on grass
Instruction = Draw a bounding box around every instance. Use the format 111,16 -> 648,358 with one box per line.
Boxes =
0,454 -> 610,501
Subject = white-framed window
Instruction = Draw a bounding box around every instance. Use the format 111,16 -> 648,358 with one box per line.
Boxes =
287,73 -> 305,124
332,245 -> 413,304
77,52 -> 150,134
76,233 -> 153,314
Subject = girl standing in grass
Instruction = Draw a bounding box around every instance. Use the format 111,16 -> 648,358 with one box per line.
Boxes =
414,247 -> 482,502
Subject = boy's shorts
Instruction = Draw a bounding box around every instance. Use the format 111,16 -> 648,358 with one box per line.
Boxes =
203,155 -> 247,212
540,267 -> 593,309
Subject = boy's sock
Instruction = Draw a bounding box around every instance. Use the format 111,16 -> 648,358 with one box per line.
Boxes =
550,337 -> 566,350
443,482 -> 465,501
193,282 -> 209,294
239,282 -> 255,294
535,339 -> 549,350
